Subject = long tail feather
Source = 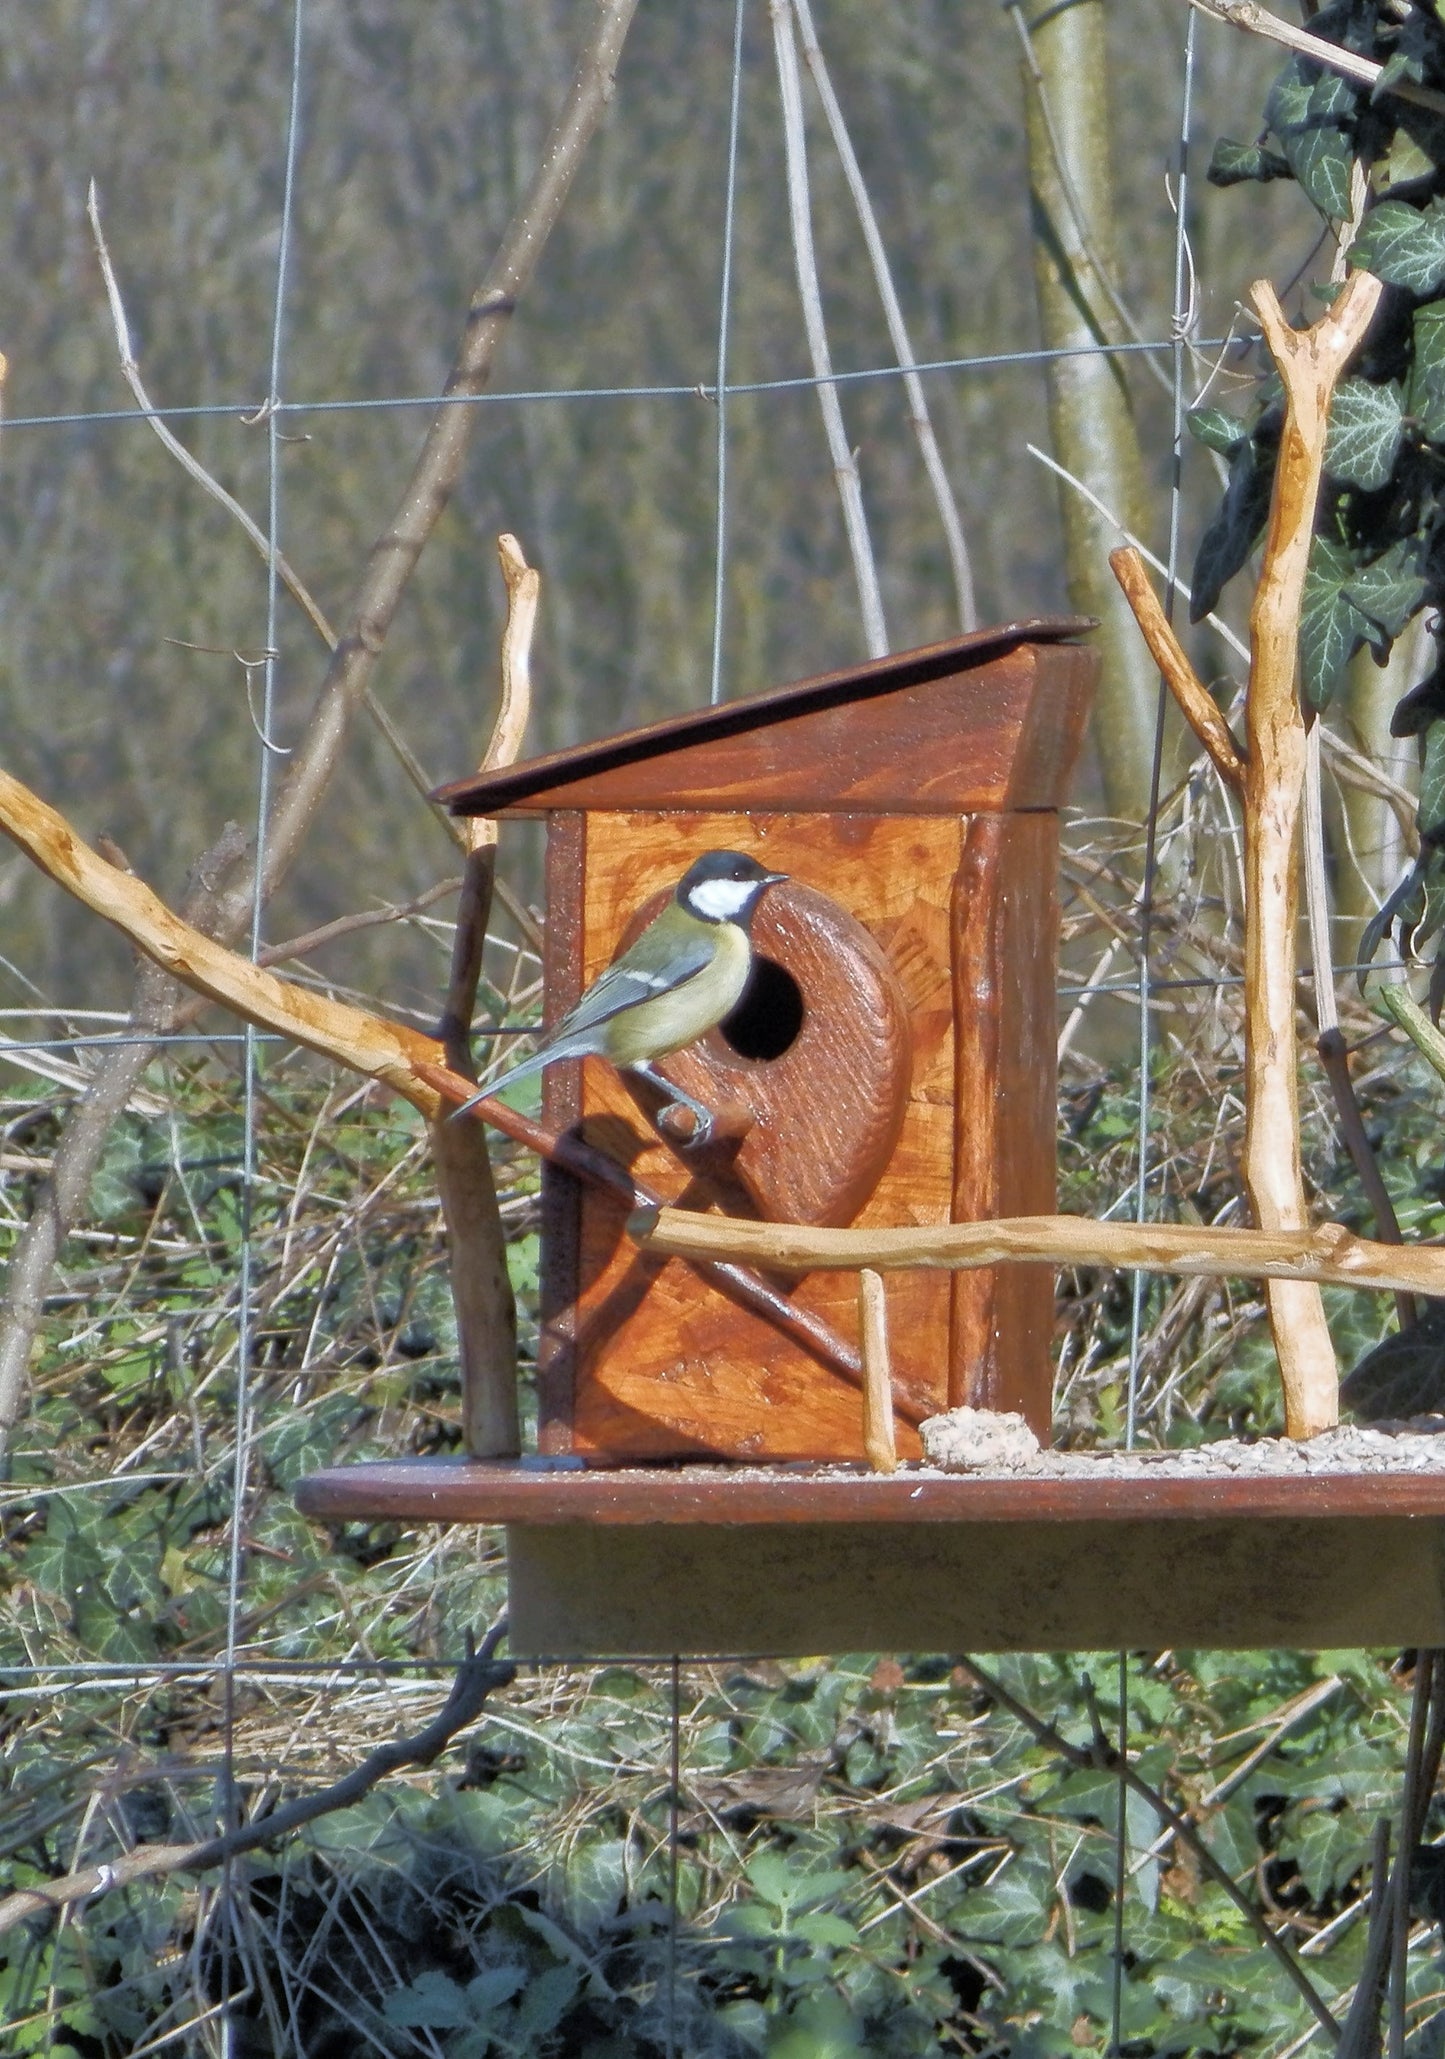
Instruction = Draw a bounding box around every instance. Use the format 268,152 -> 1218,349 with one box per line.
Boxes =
450,1041 -> 551,1122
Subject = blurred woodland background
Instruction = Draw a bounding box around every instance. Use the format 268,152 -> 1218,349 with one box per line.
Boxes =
1,0 -> 1305,1015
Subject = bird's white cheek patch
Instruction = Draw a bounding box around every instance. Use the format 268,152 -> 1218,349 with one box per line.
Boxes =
689,878 -> 754,921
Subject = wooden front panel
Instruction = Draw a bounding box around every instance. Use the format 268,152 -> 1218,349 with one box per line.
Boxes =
950,814 -> 1059,1434
565,812 -> 962,1461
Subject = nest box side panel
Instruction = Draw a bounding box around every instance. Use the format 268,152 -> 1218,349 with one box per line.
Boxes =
536,811 -> 586,1455
566,811 -> 963,1461
950,812 -> 1059,1433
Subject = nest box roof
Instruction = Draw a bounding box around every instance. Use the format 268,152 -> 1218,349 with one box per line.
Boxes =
435,616 -> 1097,818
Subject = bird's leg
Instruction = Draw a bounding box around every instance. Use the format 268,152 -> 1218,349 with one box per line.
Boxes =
627,1062 -> 715,1148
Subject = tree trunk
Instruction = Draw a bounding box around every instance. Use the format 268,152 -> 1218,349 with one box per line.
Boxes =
1022,0 -> 1176,831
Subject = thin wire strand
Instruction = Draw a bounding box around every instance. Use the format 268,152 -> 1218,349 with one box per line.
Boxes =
665,1654 -> 682,2054
1,335 -> 1231,435
219,9 -> 305,2046
1113,16 -> 1196,2054
708,0 -> 748,706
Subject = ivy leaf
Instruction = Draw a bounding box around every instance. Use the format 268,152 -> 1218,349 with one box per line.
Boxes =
1266,58 -> 1358,219
1359,857 -> 1426,975
1326,379 -> 1405,489
1187,406 -> 1247,456
1375,48 -> 1427,102
383,1971 -> 473,2031
514,1963 -> 581,2040
1410,302 -> 1445,441
1207,137 -> 1293,187
1392,648 -> 1445,735
1344,536 -> 1426,635
1341,1307 -> 1445,1420
1417,863 -> 1445,949
1354,198 -> 1445,294
1422,722 -> 1445,841
1190,427 -> 1277,620
1299,537 -> 1382,707
1382,125 -> 1437,192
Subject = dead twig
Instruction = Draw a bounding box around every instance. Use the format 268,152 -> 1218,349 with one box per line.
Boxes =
858,1268 -> 897,1473
1111,268 -> 1383,1437
790,0 -> 976,629
0,1619 -> 515,1938
1109,547 -> 1245,789
256,879 -> 464,968
770,0 -> 887,657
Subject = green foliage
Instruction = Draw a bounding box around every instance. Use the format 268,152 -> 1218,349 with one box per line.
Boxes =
1197,0 -> 1445,985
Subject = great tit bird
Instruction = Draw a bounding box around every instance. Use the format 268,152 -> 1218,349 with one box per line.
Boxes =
454,849 -> 787,1143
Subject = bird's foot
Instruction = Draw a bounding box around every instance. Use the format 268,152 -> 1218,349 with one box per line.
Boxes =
656,1100 -> 714,1149
628,1065 -> 715,1149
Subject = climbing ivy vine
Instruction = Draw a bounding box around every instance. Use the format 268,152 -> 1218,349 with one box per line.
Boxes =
1196,0 -> 1445,989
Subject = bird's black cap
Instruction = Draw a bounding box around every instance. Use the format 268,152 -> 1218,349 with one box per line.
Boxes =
675,849 -> 787,921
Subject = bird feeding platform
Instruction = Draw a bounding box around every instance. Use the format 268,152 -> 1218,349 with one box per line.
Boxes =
293,619 -> 1445,1658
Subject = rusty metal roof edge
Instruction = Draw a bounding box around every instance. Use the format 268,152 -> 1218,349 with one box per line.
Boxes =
433,614 -> 1097,815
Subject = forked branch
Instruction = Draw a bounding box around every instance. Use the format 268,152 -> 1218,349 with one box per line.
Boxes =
1112,267 -> 1385,1437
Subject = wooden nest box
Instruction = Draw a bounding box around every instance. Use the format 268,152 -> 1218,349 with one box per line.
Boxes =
297,622 -> 1445,1661
435,618 -> 1097,1465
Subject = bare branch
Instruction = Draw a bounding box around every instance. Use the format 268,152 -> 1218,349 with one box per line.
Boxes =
1191,0 -> 1445,121
858,1268 -> 897,1473
770,0 -> 887,657
1110,546 -> 1246,789
1006,1 -> 1175,397
257,878 -> 464,967
790,0 -> 976,629
88,181 -> 338,651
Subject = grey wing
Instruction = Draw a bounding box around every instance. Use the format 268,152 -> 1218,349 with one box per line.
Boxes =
555,932 -> 717,1042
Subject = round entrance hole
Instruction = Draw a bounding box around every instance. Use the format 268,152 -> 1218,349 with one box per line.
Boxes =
718,957 -> 805,1062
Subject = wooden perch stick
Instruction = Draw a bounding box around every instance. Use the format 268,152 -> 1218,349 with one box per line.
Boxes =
430,533 -> 539,1461
1244,268 -> 1384,1436
1109,545 -> 1245,788
632,1205 -> 1445,1301
858,1269 -> 897,1473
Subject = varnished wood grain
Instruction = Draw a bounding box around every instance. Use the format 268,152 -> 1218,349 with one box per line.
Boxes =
295,1457 -> 1445,1526
536,812 -> 586,1453
437,637 -> 1097,818
567,812 -> 962,1460
616,880 -> 913,1227
950,814 -> 1058,1431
